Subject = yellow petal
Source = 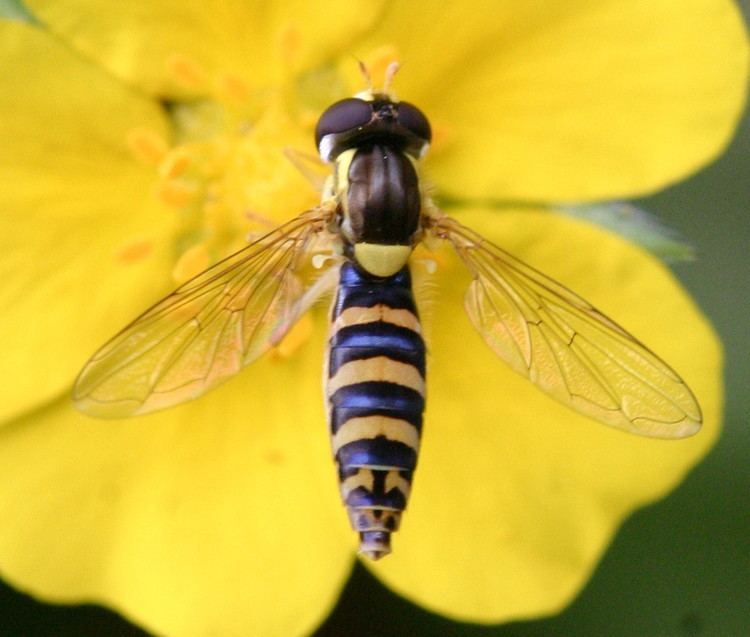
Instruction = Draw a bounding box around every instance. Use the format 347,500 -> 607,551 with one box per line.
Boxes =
0,22 -> 172,423
369,208 -> 721,621
27,0 -> 386,96
354,0 -> 748,200
0,323 -> 354,637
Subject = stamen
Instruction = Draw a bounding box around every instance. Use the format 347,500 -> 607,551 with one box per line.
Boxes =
127,128 -> 169,166
116,238 -> 153,264
283,147 -> 329,191
172,243 -> 210,284
215,72 -> 251,103
159,148 -> 192,179
280,23 -> 302,70
244,210 -> 278,231
166,53 -> 208,90
135,56 -> 344,300
263,449 -> 285,465
157,180 -> 198,208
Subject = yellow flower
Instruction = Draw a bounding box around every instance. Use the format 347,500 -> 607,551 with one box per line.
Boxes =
0,1 -> 746,636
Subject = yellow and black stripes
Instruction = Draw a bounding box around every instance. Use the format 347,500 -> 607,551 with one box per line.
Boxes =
326,261 -> 425,559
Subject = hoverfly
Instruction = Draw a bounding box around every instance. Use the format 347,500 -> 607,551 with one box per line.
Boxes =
74,66 -> 702,560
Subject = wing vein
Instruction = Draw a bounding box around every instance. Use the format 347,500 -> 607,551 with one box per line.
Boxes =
73,206 -> 334,417
433,212 -> 701,437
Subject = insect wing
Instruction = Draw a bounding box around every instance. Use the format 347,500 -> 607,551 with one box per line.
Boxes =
73,208 -> 332,418
436,215 -> 702,438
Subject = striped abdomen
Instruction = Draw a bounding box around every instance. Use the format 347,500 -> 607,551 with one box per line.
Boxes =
326,261 -> 425,559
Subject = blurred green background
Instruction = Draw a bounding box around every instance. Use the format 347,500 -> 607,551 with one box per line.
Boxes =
1,2 -> 748,636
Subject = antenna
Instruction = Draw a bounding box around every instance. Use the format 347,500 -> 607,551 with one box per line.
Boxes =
383,61 -> 400,95
356,58 -> 373,92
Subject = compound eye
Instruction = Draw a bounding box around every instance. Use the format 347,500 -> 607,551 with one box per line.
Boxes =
397,101 -> 431,143
315,98 -> 373,148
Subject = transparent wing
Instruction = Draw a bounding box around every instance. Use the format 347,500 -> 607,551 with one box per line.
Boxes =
433,214 -> 702,438
74,207 -> 335,418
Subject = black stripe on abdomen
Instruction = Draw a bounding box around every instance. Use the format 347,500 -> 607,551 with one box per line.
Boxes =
330,381 -> 424,413
329,345 -> 425,377
337,437 -> 417,472
334,261 -> 417,312
330,407 -> 423,435
330,321 -> 423,352
326,262 -> 426,558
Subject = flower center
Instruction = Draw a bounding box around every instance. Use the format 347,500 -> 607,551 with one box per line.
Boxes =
127,53 -> 348,284
122,46 -> 411,357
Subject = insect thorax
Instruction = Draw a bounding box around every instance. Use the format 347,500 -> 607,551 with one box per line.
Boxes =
315,95 -> 431,278
333,143 -> 421,277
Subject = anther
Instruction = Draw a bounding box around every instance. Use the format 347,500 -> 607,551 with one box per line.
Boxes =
280,23 -> 302,70
166,53 -> 208,89
127,128 -> 169,166
116,238 -> 153,264
159,148 -> 192,179
215,72 -> 251,103
157,181 -> 197,208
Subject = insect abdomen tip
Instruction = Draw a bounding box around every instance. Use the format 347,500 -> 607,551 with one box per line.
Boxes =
358,530 -> 391,561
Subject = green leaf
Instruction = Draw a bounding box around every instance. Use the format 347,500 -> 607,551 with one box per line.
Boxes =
559,202 -> 695,262
0,0 -> 37,23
